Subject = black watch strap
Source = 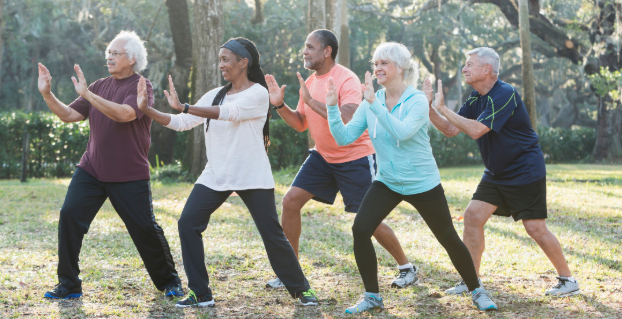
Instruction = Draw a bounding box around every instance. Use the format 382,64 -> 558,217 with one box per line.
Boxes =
183,103 -> 190,113
271,103 -> 285,110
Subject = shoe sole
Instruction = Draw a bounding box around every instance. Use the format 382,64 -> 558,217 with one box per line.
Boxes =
44,292 -> 82,299
546,289 -> 581,297
165,291 -> 185,297
175,300 -> 215,308
345,307 -> 384,314
391,277 -> 420,288
266,284 -> 285,288
299,301 -> 319,306
474,304 -> 498,311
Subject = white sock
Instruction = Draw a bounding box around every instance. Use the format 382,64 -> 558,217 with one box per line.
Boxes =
398,263 -> 413,270
364,292 -> 381,299
560,276 -> 576,282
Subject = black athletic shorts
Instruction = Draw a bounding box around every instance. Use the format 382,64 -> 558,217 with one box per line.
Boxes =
472,177 -> 547,221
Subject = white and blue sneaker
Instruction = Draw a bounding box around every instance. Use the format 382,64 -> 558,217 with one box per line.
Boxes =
265,277 -> 285,288
391,266 -> 419,288
545,277 -> 580,297
471,287 -> 498,311
345,292 -> 384,314
445,278 -> 483,295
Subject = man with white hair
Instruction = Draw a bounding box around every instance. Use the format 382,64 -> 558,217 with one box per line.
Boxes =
38,31 -> 183,299
425,47 -> 580,297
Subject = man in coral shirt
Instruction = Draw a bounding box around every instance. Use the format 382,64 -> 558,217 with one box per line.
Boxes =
265,30 -> 417,289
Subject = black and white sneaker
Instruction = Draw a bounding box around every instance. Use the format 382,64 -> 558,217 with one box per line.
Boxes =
298,289 -> 319,306
163,281 -> 185,297
44,283 -> 83,299
545,277 -> 581,297
391,266 -> 419,288
175,291 -> 215,308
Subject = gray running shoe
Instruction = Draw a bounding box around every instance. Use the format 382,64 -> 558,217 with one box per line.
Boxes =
345,292 -> 384,314
471,287 -> 498,311
391,266 -> 419,288
265,277 -> 285,288
545,277 -> 580,297
445,278 -> 483,295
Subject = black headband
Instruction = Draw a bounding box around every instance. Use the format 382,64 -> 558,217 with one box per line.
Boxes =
221,40 -> 253,68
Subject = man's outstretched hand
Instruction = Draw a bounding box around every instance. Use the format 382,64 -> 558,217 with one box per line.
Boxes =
38,63 -> 53,95
137,76 -> 149,113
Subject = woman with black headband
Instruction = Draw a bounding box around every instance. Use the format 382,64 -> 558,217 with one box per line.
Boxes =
136,37 -> 319,307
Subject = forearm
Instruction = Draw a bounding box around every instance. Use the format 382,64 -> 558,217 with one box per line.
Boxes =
41,92 -> 75,122
305,98 -> 327,119
142,106 -> 172,126
276,104 -> 307,132
438,107 -> 487,139
186,105 -> 220,119
429,107 -> 460,137
327,105 -> 359,146
84,92 -> 136,122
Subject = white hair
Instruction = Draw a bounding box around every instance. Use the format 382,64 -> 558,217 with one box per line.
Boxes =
105,30 -> 148,73
371,42 -> 419,88
466,47 -> 500,75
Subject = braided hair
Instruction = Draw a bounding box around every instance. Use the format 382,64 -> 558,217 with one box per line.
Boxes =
207,37 -> 271,152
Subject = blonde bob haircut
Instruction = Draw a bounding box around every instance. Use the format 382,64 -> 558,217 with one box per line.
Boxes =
371,42 -> 419,87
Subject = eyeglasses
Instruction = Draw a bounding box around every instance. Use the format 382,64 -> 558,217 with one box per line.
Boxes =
107,50 -> 127,58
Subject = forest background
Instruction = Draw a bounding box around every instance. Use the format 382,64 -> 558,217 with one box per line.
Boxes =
0,0 -> 620,181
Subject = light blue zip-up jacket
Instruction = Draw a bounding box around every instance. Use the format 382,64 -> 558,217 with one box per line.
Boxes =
327,86 -> 441,195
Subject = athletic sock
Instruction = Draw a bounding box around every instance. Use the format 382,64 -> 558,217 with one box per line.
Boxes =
559,276 -> 576,282
364,292 -> 381,299
398,263 -> 413,270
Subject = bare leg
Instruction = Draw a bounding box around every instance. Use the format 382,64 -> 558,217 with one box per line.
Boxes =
462,200 -> 497,276
373,222 -> 409,265
522,219 -> 572,277
281,186 -> 314,258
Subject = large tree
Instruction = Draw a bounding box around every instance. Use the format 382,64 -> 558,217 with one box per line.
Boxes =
185,0 -> 223,178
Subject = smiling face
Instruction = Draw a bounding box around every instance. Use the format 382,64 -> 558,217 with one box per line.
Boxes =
462,54 -> 491,86
106,39 -> 135,75
302,33 -> 330,71
219,48 -> 248,82
373,59 -> 401,86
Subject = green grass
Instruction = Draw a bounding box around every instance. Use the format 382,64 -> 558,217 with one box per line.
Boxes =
0,164 -> 621,318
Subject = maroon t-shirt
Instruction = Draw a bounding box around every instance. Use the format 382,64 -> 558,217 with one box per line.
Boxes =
69,74 -> 154,182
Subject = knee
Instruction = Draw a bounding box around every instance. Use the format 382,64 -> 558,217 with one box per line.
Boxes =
352,222 -> 374,240
523,219 -> 549,239
463,208 -> 487,229
177,215 -> 193,233
282,192 -> 302,213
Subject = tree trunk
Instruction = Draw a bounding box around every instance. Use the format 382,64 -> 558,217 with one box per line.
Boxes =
251,0 -> 263,24
338,0 -> 350,68
306,0 -> 326,149
149,0 -> 194,166
518,0 -> 538,132
0,0 -> 4,96
187,0 -> 222,178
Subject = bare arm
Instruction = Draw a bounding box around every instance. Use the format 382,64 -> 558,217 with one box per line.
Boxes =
432,80 -> 490,140
72,64 -> 137,123
265,74 -> 308,132
38,63 -> 85,123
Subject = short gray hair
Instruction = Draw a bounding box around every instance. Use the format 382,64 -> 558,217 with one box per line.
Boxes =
372,42 -> 419,87
466,47 -> 500,75
105,31 -> 148,73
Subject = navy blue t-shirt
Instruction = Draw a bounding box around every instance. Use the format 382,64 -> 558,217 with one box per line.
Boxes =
457,80 -> 546,185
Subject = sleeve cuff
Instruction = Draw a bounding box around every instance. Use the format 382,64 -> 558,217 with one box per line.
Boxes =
218,104 -> 230,121
165,114 -> 179,129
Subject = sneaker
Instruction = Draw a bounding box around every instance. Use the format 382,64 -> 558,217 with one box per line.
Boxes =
345,292 -> 384,314
44,283 -> 83,299
175,291 -> 215,308
163,282 -> 185,297
298,289 -> 319,306
545,277 -> 581,297
471,287 -> 498,311
266,277 -> 285,288
391,266 -> 419,288
445,278 -> 483,295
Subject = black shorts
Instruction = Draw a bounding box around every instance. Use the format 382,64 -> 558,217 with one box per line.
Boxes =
472,177 -> 547,221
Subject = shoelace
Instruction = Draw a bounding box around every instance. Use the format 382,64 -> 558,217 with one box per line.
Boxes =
397,269 -> 410,279
473,290 -> 492,302
301,289 -> 316,298
553,277 -> 569,289
187,291 -> 198,302
52,283 -> 69,294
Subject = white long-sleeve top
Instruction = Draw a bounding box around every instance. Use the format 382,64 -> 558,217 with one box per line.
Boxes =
166,83 -> 275,190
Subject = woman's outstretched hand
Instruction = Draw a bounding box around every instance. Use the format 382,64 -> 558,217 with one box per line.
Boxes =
361,71 -> 376,104
163,75 -> 184,112
325,77 -> 338,107
422,77 -> 434,107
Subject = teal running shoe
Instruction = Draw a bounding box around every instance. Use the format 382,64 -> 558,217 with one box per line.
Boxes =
345,292 -> 384,314
471,287 -> 498,311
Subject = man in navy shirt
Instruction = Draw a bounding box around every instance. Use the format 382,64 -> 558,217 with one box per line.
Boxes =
425,47 -> 580,297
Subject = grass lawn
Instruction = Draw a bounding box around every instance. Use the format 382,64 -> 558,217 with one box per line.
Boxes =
0,164 -> 620,318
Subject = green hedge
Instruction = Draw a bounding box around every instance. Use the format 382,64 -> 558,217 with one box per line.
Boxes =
0,112 -> 598,179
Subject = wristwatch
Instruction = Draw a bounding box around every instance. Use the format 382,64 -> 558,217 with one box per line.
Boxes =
271,103 -> 285,110
183,103 -> 190,113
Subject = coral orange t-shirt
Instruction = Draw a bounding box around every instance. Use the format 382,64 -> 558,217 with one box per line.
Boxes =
297,64 -> 375,163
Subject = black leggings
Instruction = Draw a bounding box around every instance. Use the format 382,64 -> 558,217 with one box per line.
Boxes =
352,181 -> 480,293
178,184 -> 310,298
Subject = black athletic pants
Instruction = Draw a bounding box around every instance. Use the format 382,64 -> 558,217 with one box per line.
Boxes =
178,184 -> 310,298
57,167 -> 180,290
352,181 -> 480,293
